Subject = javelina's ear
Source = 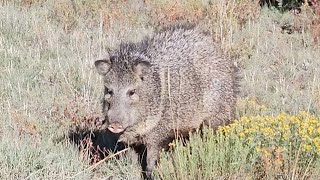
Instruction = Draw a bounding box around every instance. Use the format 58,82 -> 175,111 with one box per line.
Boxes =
95,59 -> 112,76
133,61 -> 151,78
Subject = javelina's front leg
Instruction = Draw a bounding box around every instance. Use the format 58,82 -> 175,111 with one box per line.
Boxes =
144,144 -> 160,180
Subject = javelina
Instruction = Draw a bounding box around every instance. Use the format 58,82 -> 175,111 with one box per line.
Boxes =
94,24 -> 238,178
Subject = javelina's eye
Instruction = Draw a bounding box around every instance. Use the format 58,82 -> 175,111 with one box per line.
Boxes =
128,89 -> 136,97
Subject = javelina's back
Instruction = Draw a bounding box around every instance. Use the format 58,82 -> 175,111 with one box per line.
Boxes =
95,24 -> 238,179
146,25 -> 236,132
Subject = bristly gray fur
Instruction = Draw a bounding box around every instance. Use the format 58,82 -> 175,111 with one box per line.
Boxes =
95,23 -> 239,179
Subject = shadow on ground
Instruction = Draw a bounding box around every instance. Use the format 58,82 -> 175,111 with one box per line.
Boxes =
68,128 -> 126,163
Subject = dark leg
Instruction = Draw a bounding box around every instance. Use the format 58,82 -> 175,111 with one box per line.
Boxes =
144,144 -> 160,180
132,144 -> 148,179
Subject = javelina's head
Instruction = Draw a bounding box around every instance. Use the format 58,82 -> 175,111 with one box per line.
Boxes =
95,52 -> 151,134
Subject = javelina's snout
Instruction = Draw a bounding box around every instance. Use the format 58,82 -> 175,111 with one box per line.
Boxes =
108,122 -> 124,134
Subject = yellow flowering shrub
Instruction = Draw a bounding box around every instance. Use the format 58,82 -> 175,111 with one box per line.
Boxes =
216,112 -> 320,177
158,112 -> 320,180
219,112 -> 320,155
